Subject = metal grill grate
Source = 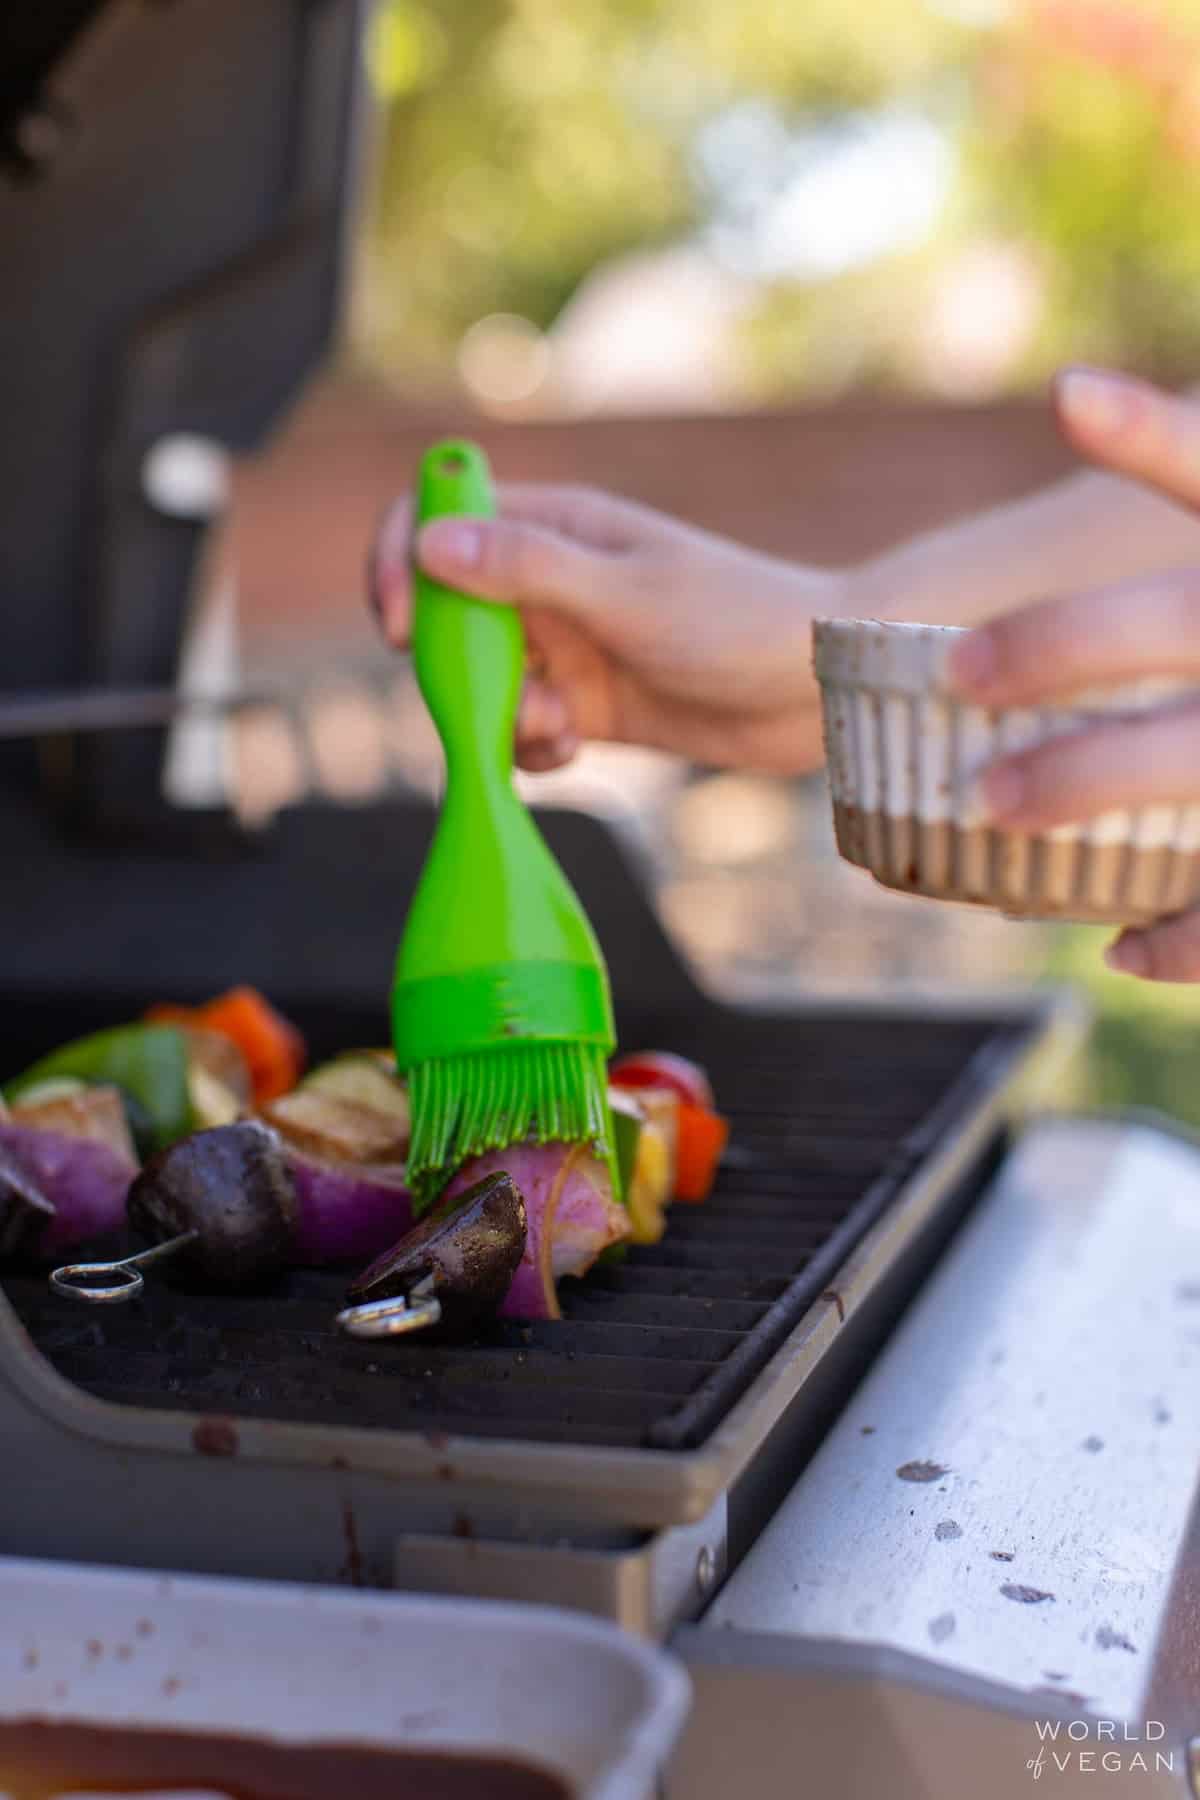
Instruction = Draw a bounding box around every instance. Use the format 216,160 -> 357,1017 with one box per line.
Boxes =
2,1012 -> 1026,1453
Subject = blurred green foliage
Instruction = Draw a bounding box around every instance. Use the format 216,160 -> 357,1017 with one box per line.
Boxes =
358,0 -> 1200,392
1037,925 -> 1200,1125
958,1 -> 1200,376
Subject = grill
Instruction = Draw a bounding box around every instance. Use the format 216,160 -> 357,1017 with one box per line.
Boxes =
2,1012 -> 1025,1455
0,970 -> 1072,1642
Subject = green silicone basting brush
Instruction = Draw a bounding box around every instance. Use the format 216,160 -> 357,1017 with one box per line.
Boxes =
394,440 -> 619,1209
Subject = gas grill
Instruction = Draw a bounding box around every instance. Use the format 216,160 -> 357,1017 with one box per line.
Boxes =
0,988 -> 1069,1630
7,8 -> 1200,1797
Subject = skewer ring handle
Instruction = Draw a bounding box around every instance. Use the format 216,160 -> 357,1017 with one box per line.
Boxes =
335,1293 -> 443,1339
48,1230 -> 199,1305
50,1260 -> 146,1303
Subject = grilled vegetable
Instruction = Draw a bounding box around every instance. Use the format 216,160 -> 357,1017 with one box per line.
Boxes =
346,1171 -> 526,1328
612,1054 -> 727,1203
445,1143 -> 630,1321
0,1124 -> 136,1258
6,1025 -> 191,1155
127,1120 -> 296,1289
188,1064 -> 243,1130
147,988 -> 305,1105
0,1141 -> 55,1260
675,1103 -> 729,1202
607,1084 -> 680,1243
624,1109 -> 675,1247
286,1151 -> 415,1266
262,1087 -> 409,1167
10,1084 -> 138,1165
609,1089 -> 644,1199
303,1053 -> 408,1121
179,1027 -> 253,1106
610,1051 -> 714,1111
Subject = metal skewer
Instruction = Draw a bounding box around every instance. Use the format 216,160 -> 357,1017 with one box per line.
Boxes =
335,1274 -> 442,1339
50,1231 -> 200,1304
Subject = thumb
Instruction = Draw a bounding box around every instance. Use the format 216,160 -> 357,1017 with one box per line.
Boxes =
415,515 -> 611,617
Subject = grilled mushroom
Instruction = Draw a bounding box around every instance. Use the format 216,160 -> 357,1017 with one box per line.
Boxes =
127,1119 -> 297,1289
345,1170 -> 526,1329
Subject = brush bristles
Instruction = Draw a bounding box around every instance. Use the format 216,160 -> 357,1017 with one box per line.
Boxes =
407,1042 -> 612,1207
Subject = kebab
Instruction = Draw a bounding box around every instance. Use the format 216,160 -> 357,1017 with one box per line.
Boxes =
0,990 -> 729,1328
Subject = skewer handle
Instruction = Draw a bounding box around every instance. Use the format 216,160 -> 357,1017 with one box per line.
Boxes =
335,1274 -> 442,1339
49,1230 -> 200,1304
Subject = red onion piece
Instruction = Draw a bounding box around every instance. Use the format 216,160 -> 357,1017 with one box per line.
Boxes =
0,1124 -> 136,1259
286,1150 -> 415,1266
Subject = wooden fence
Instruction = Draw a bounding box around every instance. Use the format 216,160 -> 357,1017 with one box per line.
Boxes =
229,375 -> 1081,663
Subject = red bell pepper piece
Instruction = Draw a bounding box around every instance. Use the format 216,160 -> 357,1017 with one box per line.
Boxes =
609,1051 -> 714,1110
147,988 -> 305,1105
673,1103 -> 729,1202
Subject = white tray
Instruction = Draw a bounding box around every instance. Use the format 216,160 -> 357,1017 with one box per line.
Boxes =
0,1555 -> 690,1800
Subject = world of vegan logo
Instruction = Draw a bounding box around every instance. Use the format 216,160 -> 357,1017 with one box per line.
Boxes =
1027,1719 -> 1174,1780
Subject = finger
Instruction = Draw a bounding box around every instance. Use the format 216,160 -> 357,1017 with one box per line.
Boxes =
949,571 -> 1200,705
415,515 -> 616,618
371,497 -> 414,645
516,678 -> 571,746
516,732 -> 580,773
515,677 -> 581,773
1055,366 -> 1200,512
371,482 -> 645,643
1106,910 -> 1200,983
487,483 -> 652,553
978,702 -> 1200,828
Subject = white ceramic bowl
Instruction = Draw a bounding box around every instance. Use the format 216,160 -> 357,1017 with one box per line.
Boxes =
0,1556 -> 691,1800
813,618 -> 1200,924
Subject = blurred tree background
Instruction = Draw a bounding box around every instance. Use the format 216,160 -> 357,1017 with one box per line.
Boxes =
353,0 -> 1200,1128
357,0 -> 1200,404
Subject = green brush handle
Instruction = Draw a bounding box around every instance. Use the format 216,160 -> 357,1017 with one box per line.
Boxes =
393,441 -> 615,1069
410,442 -> 523,794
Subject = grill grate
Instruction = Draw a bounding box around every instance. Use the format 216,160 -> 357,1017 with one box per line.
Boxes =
2,1012 -> 1025,1452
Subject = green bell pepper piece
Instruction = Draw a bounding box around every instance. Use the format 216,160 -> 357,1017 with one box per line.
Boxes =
6,1024 -> 193,1153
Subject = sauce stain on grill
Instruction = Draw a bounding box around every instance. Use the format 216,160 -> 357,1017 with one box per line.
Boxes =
820,1288 -> 846,1324
339,1498 -> 365,1587
192,1417 -> 239,1458
1000,1582 -> 1055,1604
896,1460 -> 948,1483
